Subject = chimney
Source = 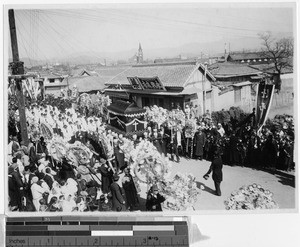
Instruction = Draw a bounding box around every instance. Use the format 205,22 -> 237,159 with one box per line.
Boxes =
224,43 -> 227,55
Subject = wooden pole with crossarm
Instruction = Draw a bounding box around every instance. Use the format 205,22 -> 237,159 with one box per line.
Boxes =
9,9 -> 29,145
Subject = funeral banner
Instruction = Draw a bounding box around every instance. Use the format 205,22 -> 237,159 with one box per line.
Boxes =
256,83 -> 275,131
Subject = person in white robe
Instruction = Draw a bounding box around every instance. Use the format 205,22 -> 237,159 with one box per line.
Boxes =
31,176 -> 46,212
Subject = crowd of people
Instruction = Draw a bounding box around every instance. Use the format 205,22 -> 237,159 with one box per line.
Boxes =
144,105 -> 294,173
7,101 -> 294,212
8,103 -> 169,212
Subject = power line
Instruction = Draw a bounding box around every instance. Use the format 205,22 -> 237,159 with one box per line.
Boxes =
15,11 -> 52,64
42,12 -> 105,61
23,10 -> 76,62
13,8 -> 274,64
37,13 -> 79,55
109,8 -> 264,32
15,27 -> 33,67
41,9 -> 260,39
16,11 -> 39,62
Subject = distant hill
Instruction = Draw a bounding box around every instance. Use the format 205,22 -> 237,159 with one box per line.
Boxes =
8,33 -> 293,66
55,36 -> 264,64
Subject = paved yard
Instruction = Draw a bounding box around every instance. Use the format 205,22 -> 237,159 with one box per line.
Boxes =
134,157 -> 296,211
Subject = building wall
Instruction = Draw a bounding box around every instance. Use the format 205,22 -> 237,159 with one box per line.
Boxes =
212,85 -> 252,113
185,68 -> 212,115
185,69 -> 211,91
43,77 -> 67,97
44,77 -> 64,86
213,89 -> 235,111
239,85 -> 252,112
45,85 -> 67,96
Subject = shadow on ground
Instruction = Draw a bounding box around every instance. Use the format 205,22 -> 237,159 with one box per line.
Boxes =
274,171 -> 295,188
247,166 -> 295,188
196,181 -> 216,195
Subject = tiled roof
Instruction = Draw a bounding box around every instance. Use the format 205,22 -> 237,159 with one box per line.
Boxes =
105,62 -> 209,87
45,81 -> 68,87
70,68 -> 84,76
228,52 -> 265,61
93,66 -> 130,77
249,62 -> 293,74
39,72 -> 64,79
70,66 -> 129,77
208,62 -> 261,77
66,76 -> 108,92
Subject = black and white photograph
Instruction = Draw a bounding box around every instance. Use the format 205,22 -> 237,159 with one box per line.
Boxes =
4,2 -> 297,217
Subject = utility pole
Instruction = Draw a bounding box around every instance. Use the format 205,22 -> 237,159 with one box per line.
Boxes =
202,63 -> 207,115
9,9 -> 29,145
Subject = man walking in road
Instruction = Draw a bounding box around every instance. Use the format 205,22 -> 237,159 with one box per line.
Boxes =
203,146 -> 223,196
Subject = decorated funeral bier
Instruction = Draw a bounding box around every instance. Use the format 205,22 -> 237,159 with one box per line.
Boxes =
107,100 -> 147,136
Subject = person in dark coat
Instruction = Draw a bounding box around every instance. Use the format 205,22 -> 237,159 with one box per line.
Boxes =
8,162 -> 24,210
8,160 -> 25,211
98,194 -> 112,211
110,174 -> 126,212
159,128 -> 168,157
285,140 -> 294,171
98,162 -> 113,194
146,184 -> 165,211
28,140 -> 38,167
151,130 -> 163,155
193,128 -> 206,160
170,127 -> 183,162
122,168 -> 139,211
113,139 -> 125,173
263,134 -> 278,171
203,146 -> 223,196
36,136 -> 48,159
43,170 -> 54,190
58,158 -> 75,181
131,134 -> 139,148
229,133 -> 239,166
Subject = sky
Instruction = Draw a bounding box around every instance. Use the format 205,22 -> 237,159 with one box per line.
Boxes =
5,2 -> 295,62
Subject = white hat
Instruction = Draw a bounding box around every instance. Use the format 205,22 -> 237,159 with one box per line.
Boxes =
31,176 -> 39,184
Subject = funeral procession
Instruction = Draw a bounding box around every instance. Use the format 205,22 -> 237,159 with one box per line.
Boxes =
6,6 -> 295,213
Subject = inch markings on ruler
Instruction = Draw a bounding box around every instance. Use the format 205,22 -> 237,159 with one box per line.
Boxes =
6,216 -> 190,247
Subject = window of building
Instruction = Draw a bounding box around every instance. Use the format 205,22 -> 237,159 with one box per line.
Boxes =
49,79 -> 55,83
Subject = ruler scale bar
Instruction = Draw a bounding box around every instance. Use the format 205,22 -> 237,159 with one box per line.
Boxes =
7,231 -> 92,236
6,226 -> 48,231
133,225 -> 175,231
91,230 -> 134,236
6,217 -> 189,246
90,225 -> 133,230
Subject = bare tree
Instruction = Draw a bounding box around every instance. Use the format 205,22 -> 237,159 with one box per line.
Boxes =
259,32 -> 293,91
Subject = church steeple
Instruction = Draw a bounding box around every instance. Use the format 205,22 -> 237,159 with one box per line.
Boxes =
137,42 -> 143,64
